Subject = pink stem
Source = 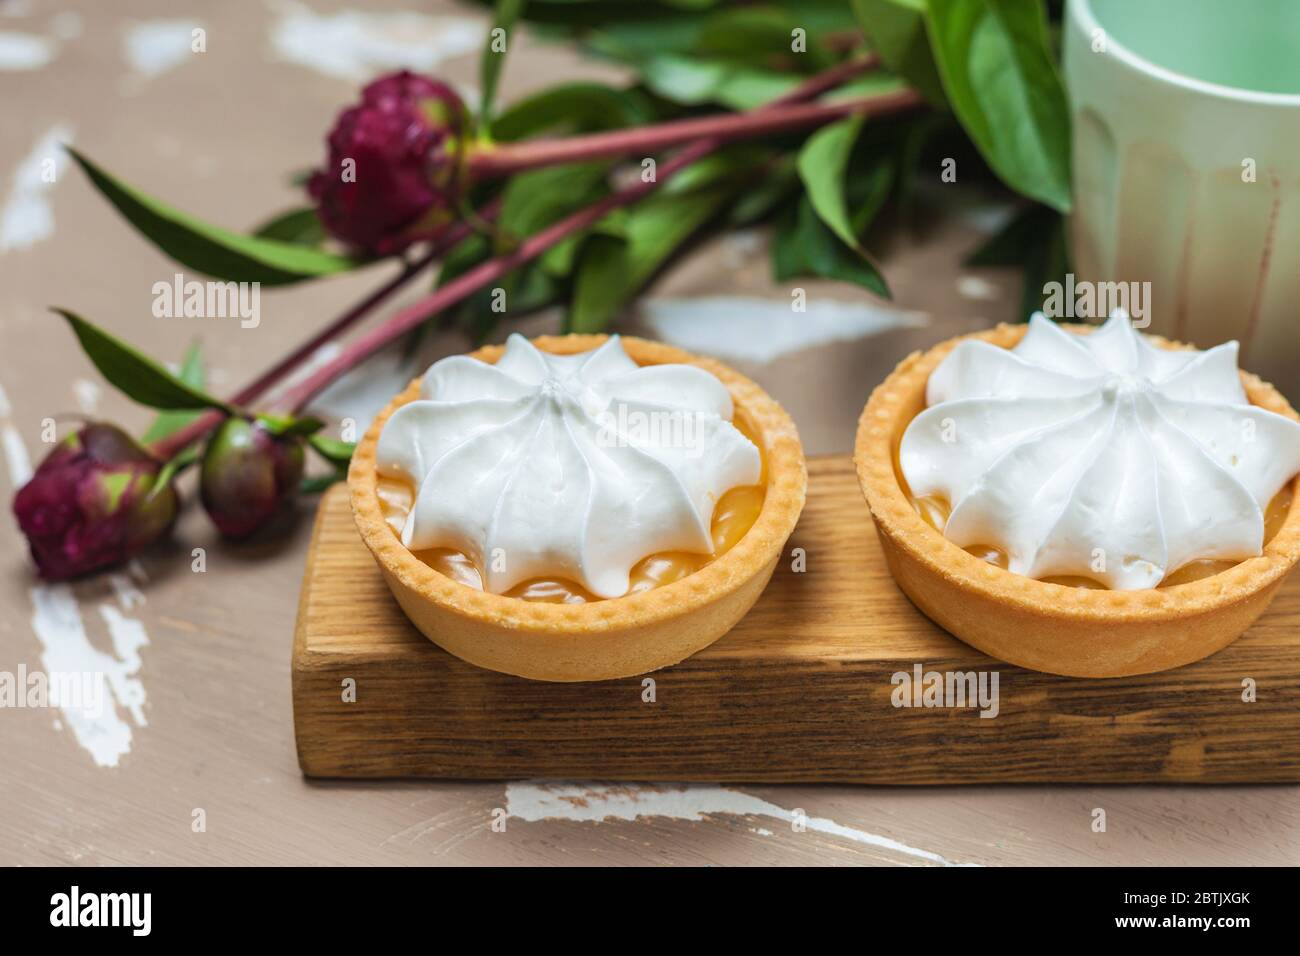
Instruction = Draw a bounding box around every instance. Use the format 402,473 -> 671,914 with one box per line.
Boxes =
471,92 -> 887,178
279,83 -> 923,414
148,207 -> 498,461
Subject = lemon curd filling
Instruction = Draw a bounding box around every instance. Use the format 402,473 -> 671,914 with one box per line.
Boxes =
378,414 -> 767,603
897,443 -> 1293,590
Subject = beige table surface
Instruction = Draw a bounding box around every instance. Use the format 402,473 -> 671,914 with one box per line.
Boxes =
1,0 -> 1296,867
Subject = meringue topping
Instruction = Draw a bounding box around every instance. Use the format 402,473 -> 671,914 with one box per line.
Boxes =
899,313 -> 1300,590
375,334 -> 762,598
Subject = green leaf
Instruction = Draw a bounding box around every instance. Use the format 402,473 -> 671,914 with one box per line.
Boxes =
67,148 -> 360,284
851,0 -> 947,105
849,153 -> 898,236
693,6 -> 835,69
661,145 -> 768,195
965,203 -> 1046,266
640,54 -> 800,110
499,162 -> 612,239
727,157 -> 798,225
582,18 -> 711,62
300,470 -> 347,494
569,185 -> 733,333
1017,213 -> 1070,321
151,444 -> 201,494
540,208 -> 627,277
923,0 -> 1072,212
480,0 -> 526,122
53,309 -> 232,412
772,196 -> 891,298
256,413 -> 325,437
490,82 -> 654,140
251,207 -> 326,247
797,116 -> 866,250
140,342 -> 206,444
307,434 -> 356,465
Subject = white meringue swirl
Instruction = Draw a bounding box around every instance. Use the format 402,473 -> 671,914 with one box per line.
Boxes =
376,334 -> 762,598
900,313 -> 1300,590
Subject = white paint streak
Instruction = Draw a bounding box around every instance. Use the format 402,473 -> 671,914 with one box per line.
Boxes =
0,383 -> 33,487
72,378 -> 100,414
957,275 -> 1000,301
122,20 -> 201,77
29,586 -> 148,768
1,124 -> 72,253
97,604 -> 149,726
268,2 -> 483,81
641,295 -> 929,365
0,31 -> 54,70
505,782 -> 970,866
1,425 -> 30,486
108,573 -> 146,612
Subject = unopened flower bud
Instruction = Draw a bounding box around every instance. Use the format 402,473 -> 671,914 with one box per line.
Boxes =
12,422 -> 178,580
308,70 -> 471,255
199,418 -> 304,538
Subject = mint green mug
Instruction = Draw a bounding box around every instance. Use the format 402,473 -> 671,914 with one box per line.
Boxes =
1064,0 -> 1300,396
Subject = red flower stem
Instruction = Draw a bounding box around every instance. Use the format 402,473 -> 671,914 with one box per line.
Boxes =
773,54 -> 880,101
279,82 -> 923,414
470,92 -> 893,178
147,206 -> 498,461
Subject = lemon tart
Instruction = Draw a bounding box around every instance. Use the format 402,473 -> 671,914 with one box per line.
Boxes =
350,334 -> 806,682
855,314 -> 1300,677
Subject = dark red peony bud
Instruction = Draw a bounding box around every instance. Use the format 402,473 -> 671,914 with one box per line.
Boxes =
308,70 -> 470,256
199,418 -> 304,539
12,422 -> 179,580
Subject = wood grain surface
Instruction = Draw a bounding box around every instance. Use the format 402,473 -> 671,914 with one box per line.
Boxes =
295,457 -> 1300,783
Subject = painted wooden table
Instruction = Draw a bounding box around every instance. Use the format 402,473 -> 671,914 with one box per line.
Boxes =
1,0 -> 1296,866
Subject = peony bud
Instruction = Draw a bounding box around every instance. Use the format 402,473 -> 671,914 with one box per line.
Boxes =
12,423 -> 178,580
199,418 -> 304,538
308,70 -> 470,255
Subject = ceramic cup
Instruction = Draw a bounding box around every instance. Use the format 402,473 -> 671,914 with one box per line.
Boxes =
1064,0 -> 1300,397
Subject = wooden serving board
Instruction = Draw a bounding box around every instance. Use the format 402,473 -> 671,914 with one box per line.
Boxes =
293,457 -> 1300,783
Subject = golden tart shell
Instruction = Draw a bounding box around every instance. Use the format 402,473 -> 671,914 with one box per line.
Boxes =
350,334 -> 807,682
854,323 -> 1300,678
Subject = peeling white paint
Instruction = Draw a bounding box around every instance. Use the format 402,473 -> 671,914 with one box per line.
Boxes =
268,1 -> 483,82
0,31 -> 54,70
957,275 -> 1000,301
505,781 -> 971,866
0,425 -> 30,486
0,382 -> 33,487
1,124 -> 72,253
72,378 -> 100,414
641,295 -> 929,365
29,586 -> 149,768
122,20 -> 201,78
108,571 -> 146,612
